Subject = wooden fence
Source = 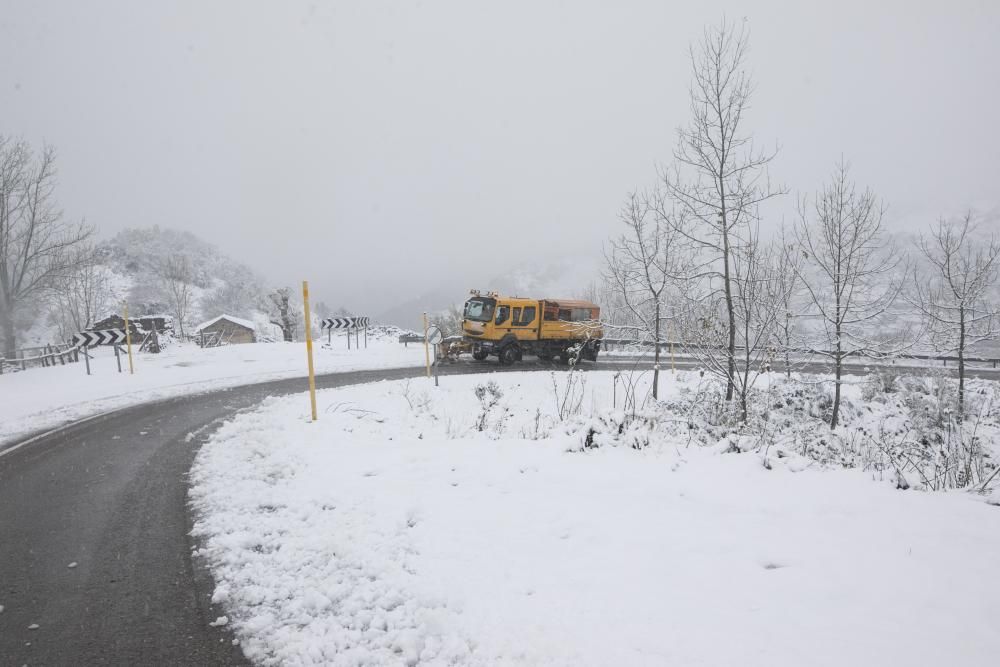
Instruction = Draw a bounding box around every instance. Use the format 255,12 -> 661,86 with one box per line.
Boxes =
0,343 -> 80,375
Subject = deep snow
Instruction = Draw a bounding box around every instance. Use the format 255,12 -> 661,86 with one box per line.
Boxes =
190,371 -> 1000,667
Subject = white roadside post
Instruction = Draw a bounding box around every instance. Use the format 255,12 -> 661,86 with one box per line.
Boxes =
422,313 -> 431,379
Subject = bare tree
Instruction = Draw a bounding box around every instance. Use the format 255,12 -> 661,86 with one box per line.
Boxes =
676,220 -> 781,421
0,136 -> 93,356
770,226 -> 804,378
912,212 -> 1000,417
664,19 -> 784,404
795,160 -> 904,428
268,287 -> 297,342
604,190 -> 686,399
49,243 -> 113,341
159,253 -> 195,338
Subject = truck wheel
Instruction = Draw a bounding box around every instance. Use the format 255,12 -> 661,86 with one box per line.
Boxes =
472,348 -> 489,361
499,344 -> 520,366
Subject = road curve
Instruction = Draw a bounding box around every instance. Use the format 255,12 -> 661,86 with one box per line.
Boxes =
1,356 -> 996,666
0,367 -> 443,666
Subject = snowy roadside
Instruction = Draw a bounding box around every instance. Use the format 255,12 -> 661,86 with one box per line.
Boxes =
0,337 -> 424,448
190,371 -> 1000,667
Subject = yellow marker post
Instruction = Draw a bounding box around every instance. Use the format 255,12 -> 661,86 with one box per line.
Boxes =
302,281 -> 318,422
123,302 -> 134,374
422,312 -> 431,378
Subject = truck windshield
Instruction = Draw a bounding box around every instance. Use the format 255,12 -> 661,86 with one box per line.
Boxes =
463,297 -> 496,322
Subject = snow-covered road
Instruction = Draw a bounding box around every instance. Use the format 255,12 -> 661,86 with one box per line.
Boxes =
0,337 -> 425,448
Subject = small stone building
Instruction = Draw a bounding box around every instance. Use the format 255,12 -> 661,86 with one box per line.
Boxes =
91,314 -> 171,335
194,315 -> 256,346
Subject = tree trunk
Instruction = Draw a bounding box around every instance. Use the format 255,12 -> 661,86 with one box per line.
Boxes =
831,327 -> 843,429
653,302 -> 661,399
721,209 -> 736,402
1,309 -> 15,359
958,306 -> 966,419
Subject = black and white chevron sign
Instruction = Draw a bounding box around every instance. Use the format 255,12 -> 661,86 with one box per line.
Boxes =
73,329 -> 127,347
321,316 -> 369,329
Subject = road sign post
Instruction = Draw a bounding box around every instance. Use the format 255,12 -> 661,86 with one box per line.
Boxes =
72,328 -> 128,376
426,324 -> 443,387
302,281 -> 318,422
422,313 -> 431,378
320,317 -> 370,352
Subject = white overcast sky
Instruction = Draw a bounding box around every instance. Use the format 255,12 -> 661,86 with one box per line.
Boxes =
2,1 -> 998,312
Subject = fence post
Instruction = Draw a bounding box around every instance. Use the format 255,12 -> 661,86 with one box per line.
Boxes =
115,345 -> 122,373
83,345 -> 91,375
20,350 -> 26,372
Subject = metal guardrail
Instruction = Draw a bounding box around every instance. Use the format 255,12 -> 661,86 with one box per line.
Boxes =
398,334 -> 1000,369
599,339 -> 1000,368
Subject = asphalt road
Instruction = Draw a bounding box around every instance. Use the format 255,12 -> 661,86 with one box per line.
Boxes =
1,355 -> 997,666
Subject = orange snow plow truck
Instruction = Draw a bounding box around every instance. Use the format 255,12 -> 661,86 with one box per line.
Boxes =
462,290 -> 602,365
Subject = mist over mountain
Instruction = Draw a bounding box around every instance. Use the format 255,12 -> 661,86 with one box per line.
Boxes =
375,255 -> 604,328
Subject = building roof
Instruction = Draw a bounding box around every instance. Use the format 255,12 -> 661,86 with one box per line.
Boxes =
194,314 -> 256,332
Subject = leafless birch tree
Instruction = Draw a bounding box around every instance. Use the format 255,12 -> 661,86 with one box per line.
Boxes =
604,190 -> 686,399
912,212 -> 1000,417
677,221 -> 781,421
159,254 -> 194,338
50,243 -> 113,341
770,227 -> 804,378
0,136 -> 93,356
795,160 -> 903,428
664,19 -> 784,404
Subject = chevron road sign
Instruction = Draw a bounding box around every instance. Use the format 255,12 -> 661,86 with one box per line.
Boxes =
73,329 -> 127,347
321,317 -> 370,329
321,316 -> 370,349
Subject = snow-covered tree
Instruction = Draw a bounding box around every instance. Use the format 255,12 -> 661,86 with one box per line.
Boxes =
663,19 -> 784,404
795,160 -> 904,428
604,189 -> 686,399
268,288 -> 298,342
159,253 -> 195,338
912,212 -> 1000,417
0,136 -> 93,356
48,243 -> 113,341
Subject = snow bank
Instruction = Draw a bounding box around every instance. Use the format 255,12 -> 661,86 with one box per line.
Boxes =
191,372 -> 1000,666
0,336 -> 424,447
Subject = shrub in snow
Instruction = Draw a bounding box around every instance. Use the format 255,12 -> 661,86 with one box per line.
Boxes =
473,381 -> 505,434
861,368 -> 902,401
577,411 -> 657,451
551,370 -> 587,421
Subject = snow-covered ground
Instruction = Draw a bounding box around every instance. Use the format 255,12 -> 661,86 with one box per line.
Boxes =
0,335 -> 424,448
190,371 -> 1000,667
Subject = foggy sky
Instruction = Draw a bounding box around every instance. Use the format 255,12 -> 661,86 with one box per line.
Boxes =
2,1 -> 998,314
